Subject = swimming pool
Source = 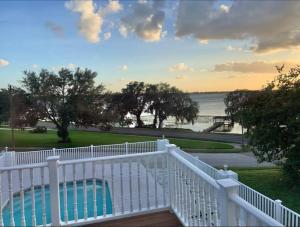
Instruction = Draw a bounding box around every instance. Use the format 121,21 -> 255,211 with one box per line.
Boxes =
3,180 -> 112,226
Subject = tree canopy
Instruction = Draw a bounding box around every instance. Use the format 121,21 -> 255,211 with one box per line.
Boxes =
225,66 -> 300,184
22,68 -> 109,142
111,82 -> 199,128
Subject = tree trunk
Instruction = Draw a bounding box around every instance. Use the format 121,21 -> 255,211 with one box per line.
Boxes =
57,126 -> 70,143
136,113 -> 144,128
158,115 -> 165,129
152,111 -> 158,128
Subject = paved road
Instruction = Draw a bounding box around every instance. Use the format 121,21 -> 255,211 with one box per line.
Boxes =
191,152 -> 275,168
106,127 -> 244,144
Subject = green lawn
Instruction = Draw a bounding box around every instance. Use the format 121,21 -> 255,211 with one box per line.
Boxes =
0,129 -> 234,150
235,168 -> 300,213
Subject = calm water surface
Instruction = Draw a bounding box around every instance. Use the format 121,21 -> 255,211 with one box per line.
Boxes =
141,93 -> 242,134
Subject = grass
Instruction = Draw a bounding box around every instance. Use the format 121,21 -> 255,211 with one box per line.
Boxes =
234,168 -> 300,213
0,129 -> 234,150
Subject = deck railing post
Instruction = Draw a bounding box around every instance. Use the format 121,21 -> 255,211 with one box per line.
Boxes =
47,156 -> 61,226
4,151 -> 15,167
275,199 -> 282,222
91,145 -> 94,157
5,147 -> 8,152
157,139 -> 169,151
217,178 -> 240,226
52,148 -> 56,156
166,144 -> 177,208
218,164 -> 238,180
125,142 -> 128,154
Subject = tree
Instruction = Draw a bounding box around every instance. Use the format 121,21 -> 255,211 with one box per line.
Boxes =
22,68 -> 108,143
119,81 -> 147,127
0,86 -> 38,128
146,83 -> 199,129
225,66 -> 300,184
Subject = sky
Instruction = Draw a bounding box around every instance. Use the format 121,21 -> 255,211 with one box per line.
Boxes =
0,0 -> 300,92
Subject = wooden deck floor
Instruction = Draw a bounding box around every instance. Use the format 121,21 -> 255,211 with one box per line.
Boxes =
85,211 -> 182,227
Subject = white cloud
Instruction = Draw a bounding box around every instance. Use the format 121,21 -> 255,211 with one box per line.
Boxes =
214,61 -> 295,73
0,59 -> 9,67
120,0 -> 166,42
175,1 -> 300,52
120,65 -> 128,71
169,63 -> 194,72
119,24 -> 128,37
175,75 -> 188,80
104,32 -> 112,40
67,63 -> 76,70
65,0 -> 122,43
219,4 -> 230,14
102,0 -> 123,14
32,64 -> 39,69
199,39 -> 208,45
225,45 -> 243,52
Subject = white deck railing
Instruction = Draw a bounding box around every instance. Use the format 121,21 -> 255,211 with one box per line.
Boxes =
8,141 -> 158,166
0,140 -> 297,226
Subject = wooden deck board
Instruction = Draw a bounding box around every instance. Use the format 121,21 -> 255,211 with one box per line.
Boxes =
85,211 -> 182,227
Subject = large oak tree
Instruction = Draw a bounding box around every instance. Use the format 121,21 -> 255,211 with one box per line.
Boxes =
22,68 -> 109,142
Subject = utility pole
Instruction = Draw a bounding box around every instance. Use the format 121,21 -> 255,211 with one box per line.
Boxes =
9,85 -> 15,150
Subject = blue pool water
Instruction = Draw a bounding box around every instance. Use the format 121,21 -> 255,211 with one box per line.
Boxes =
3,180 -> 112,226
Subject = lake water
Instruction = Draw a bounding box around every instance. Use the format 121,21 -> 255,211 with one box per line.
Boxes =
140,92 -> 242,134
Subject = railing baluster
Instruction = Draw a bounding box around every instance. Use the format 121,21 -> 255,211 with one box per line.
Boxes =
102,160 -> 107,217
137,157 -> 142,211
8,170 -> 15,226
154,155 -> 158,208
163,154 -> 167,207
190,171 -> 195,227
200,179 -> 206,226
110,160 -> 115,215
210,187 -> 219,226
19,169 -> 26,227
73,164 -> 78,222
92,162 -> 97,218
0,171 -> 3,227
63,165 -> 68,223
41,167 -> 47,226
146,156 -> 150,209
195,175 -> 201,227
83,163 -> 88,220
120,159 -> 124,214
30,168 -> 36,226
205,182 -> 212,225
129,159 -> 133,212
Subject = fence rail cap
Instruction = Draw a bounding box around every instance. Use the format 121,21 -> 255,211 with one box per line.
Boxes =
217,178 -> 240,188
47,156 -> 60,161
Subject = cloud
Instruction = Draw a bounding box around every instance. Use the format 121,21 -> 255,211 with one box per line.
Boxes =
65,0 -> 122,43
104,32 -> 111,40
214,61 -> 294,73
0,59 -> 9,67
119,0 -> 166,42
45,21 -> 64,37
175,75 -> 188,80
219,4 -> 230,14
175,1 -> 300,52
120,65 -> 128,71
32,64 -> 39,69
225,45 -> 243,52
169,63 -> 194,72
103,0 -> 122,14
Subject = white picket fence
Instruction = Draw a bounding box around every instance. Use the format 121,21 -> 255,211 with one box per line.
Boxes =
0,140 -> 298,226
